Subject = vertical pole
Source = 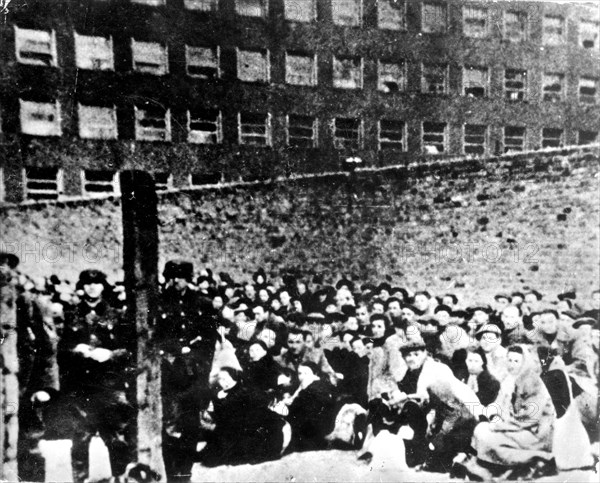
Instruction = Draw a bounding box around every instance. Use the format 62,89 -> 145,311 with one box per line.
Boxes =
1,263 -> 19,481
120,171 -> 166,480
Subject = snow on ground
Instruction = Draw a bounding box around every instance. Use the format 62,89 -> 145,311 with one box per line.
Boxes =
191,449 -> 597,482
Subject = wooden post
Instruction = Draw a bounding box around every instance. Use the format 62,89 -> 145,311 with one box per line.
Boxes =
1,264 -> 19,481
120,171 -> 166,480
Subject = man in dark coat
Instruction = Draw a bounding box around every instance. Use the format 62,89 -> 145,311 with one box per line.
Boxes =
286,361 -> 337,451
59,269 -> 135,483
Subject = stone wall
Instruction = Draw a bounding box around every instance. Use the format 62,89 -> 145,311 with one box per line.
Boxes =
1,147 -> 599,302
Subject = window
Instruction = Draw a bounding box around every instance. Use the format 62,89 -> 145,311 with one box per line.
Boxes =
333,56 -> 362,89
464,124 -> 487,155
580,20 -> 600,49
333,118 -> 362,150
332,0 -> 362,27
504,126 -> 525,152
379,120 -> 405,151
19,100 -> 62,137
237,49 -> 269,83
504,10 -> 527,42
463,5 -> 488,38
542,128 -> 563,148
131,0 -> 166,5
154,172 -> 173,191
186,45 -> 219,79
378,0 -> 406,31
505,69 -> 527,101
187,109 -> 222,144
78,104 -> 118,139
23,167 -> 63,200
14,26 -> 57,67
287,115 -> 317,148
422,2 -> 447,34
239,112 -> 271,146
284,0 -> 315,22
378,61 -> 406,93
543,15 -> 565,45
285,52 -> 317,86
422,63 -> 447,94
235,0 -> 268,17
82,170 -> 119,195
131,39 -> 168,75
542,73 -> 564,102
74,33 -> 114,71
463,66 -> 488,97
184,0 -> 218,11
422,122 -> 446,153
579,77 -> 598,104
190,172 -> 221,186
135,105 -> 171,141
578,130 -> 598,145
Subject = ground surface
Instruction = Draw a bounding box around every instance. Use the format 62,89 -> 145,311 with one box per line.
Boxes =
191,449 -> 597,482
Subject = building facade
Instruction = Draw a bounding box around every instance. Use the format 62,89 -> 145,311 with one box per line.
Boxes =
0,0 -> 599,202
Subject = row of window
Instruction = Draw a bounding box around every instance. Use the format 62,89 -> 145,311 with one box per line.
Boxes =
128,0 -> 599,48
13,99 -> 599,154
13,27 -> 599,104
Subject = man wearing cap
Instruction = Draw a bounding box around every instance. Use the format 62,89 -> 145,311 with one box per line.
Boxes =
379,340 -> 480,470
60,269 -> 134,483
476,324 -> 509,382
526,309 -> 575,363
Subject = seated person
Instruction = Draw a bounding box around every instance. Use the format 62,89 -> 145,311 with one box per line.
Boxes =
466,345 -> 557,480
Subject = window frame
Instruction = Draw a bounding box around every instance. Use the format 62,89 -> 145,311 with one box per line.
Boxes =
378,60 -> 406,93
238,112 -> 272,147
77,104 -> 118,140
504,10 -> 528,43
503,125 -> 526,153
187,108 -> 223,144
235,0 -> 269,18
286,114 -> 318,148
183,0 -> 219,11
332,0 -> 363,27
542,72 -> 565,102
131,38 -> 169,76
333,117 -> 363,150
19,99 -> 62,137
236,48 -> 270,83
422,121 -> 447,154
578,130 -> 599,145
463,4 -> 489,38
134,105 -> 172,142
285,51 -> 318,86
463,124 -> 488,156
542,14 -> 566,45
14,26 -> 58,67
541,127 -> 564,148
378,0 -> 407,31
463,66 -> 488,98
185,45 -> 220,79
504,69 -> 527,102
580,19 -> 600,50
421,2 -> 447,34
283,0 -> 316,23
579,76 -> 598,104
22,167 -> 64,201
74,32 -> 114,71
80,170 -> 120,197
378,119 -> 406,151
421,63 -> 448,95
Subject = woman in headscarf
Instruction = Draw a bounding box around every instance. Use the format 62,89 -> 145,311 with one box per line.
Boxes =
456,346 -> 501,407
465,345 -> 557,479
198,367 -> 288,467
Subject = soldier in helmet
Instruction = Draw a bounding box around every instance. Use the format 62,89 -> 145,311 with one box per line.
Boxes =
59,269 -> 135,483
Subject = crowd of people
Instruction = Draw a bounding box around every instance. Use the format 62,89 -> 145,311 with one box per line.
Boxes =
1,250 -> 598,482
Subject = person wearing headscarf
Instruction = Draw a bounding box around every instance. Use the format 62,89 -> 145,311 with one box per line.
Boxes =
456,347 -> 501,407
467,345 -> 557,479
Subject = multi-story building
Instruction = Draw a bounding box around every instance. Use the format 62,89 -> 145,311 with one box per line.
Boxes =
0,0 -> 598,202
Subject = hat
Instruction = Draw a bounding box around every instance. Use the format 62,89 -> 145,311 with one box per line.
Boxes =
525,289 -> 543,300
400,339 -> 427,355
572,317 -> 599,330
77,269 -> 107,286
377,282 -> 392,294
451,309 -> 469,320
557,291 -> 576,301
196,275 -> 212,285
0,252 -> 20,269
475,323 -> 502,338
444,293 -> 458,305
434,304 -> 452,314
336,279 -> 355,291
163,260 -> 194,281
511,291 -> 525,300
219,272 -> 234,285
403,304 -> 425,316
418,316 -> 439,327
467,304 -> 492,314
494,293 -> 511,301
360,283 -> 377,293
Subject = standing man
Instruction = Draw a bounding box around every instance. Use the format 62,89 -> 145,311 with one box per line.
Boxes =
60,269 -> 135,483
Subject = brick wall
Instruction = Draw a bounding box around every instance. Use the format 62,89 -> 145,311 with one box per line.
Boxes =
1,147 -> 598,302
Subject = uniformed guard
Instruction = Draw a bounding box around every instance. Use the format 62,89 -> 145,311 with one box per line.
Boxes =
59,269 -> 135,483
